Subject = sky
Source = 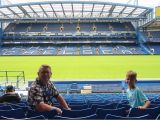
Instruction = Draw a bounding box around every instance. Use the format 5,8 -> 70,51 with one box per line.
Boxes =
2,0 -> 160,8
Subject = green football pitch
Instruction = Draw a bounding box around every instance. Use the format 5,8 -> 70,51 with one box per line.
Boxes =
0,55 -> 160,81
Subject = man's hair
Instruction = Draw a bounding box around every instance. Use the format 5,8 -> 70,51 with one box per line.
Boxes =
38,64 -> 51,72
6,85 -> 15,92
126,70 -> 137,81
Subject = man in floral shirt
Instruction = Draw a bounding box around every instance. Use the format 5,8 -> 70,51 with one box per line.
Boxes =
28,64 -> 70,114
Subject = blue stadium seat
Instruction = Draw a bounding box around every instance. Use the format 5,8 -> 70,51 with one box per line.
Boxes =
156,114 -> 160,120
91,103 -> 117,112
0,108 -> 26,119
68,102 -> 87,106
54,114 -> 97,119
8,103 -> 29,110
96,107 -> 127,119
25,115 -> 45,119
1,115 -> 45,120
69,104 -> 89,110
129,107 -> 160,119
116,104 -> 131,110
62,108 -> 94,118
105,114 -> 150,119
0,105 -> 12,110
26,109 -> 57,119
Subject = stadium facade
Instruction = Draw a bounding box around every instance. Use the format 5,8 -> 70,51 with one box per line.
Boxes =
0,1 -> 160,55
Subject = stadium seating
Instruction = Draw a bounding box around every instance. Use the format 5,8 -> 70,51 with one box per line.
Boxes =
0,44 -> 146,55
1,21 -> 151,55
1,115 -> 46,120
105,114 -> 150,119
4,22 -> 135,33
26,109 -> 57,119
1,93 -> 160,119
62,108 -> 94,118
129,107 -> 160,119
54,114 -> 97,119
96,107 -> 128,119
0,105 -> 13,110
0,108 -> 26,119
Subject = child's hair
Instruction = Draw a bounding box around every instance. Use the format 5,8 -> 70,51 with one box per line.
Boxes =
126,70 -> 137,82
6,85 -> 15,92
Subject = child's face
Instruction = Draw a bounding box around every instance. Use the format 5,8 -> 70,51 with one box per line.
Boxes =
125,77 -> 136,87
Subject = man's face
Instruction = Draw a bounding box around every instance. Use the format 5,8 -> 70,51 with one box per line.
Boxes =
38,67 -> 52,84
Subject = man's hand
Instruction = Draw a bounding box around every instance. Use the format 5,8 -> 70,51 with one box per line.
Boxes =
53,107 -> 62,115
66,107 -> 71,110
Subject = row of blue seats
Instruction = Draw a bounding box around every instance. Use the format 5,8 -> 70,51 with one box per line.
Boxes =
1,105 -> 160,119
1,93 -> 160,119
5,22 -> 135,32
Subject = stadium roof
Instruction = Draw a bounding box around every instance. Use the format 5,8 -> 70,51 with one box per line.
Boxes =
141,17 -> 160,28
0,1 -> 153,22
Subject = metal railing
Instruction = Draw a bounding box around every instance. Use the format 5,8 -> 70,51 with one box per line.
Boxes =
0,71 -> 25,89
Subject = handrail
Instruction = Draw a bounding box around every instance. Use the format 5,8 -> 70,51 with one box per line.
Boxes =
0,71 -> 25,89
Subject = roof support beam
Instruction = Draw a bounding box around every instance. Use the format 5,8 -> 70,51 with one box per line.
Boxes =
29,5 -> 40,18
50,4 -> 57,18
99,4 -> 105,17
39,4 -> 49,18
82,4 -> 84,18
90,4 -> 95,18
108,5 -> 115,17
138,9 -> 150,18
117,6 -> 127,17
7,7 -> 21,18
127,7 -> 137,17
18,6 -> 31,18
72,3 -> 74,18
0,10 -> 11,19
61,3 -> 66,18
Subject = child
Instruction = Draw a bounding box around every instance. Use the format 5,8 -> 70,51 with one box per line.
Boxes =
125,70 -> 150,109
0,85 -> 21,103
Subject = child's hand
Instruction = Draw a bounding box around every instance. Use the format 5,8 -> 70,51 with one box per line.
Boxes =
137,106 -> 146,110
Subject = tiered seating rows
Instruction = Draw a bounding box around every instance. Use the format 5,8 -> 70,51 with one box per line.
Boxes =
1,93 -> 160,119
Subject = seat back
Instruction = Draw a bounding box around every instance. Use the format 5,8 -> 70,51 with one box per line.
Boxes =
91,103 -> 117,112
96,107 -> 127,119
105,114 -> 150,119
70,104 -> 89,110
62,108 -> 94,118
0,105 -> 12,110
54,114 -> 97,119
129,107 -> 160,119
116,104 -> 131,110
25,115 -> 45,119
0,108 -> 26,119
1,115 -> 45,120
26,109 -> 57,119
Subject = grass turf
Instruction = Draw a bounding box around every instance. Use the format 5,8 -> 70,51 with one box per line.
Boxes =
0,55 -> 160,81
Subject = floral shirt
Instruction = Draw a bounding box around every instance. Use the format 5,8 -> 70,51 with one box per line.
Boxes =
28,79 -> 59,109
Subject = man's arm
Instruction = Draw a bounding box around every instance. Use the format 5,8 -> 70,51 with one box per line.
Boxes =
56,95 -> 71,110
36,102 -> 62,114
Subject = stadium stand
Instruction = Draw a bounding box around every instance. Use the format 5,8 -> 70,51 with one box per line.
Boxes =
1,92 -> 160,119
0,1 -> 159,55
0,0 -> 160,119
